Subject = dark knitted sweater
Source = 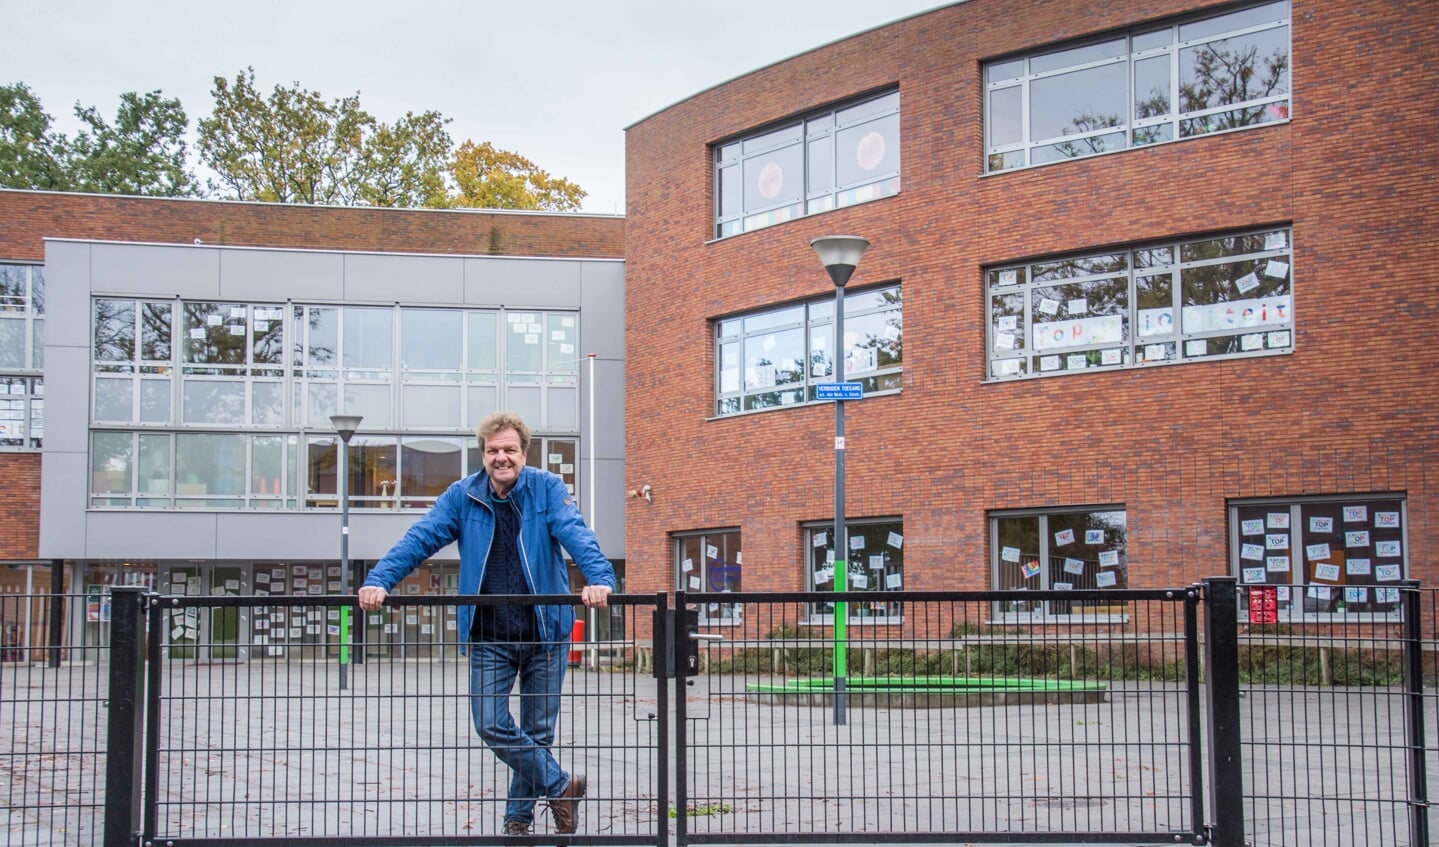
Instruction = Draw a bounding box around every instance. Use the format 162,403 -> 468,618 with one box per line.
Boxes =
471,493 -> 537,643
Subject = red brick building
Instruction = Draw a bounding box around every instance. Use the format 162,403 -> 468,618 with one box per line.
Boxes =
622,0 -> 1436,625
0,190 -> 624,604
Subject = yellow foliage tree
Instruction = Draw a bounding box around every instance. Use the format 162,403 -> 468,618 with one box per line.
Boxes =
446,140 -> 585,212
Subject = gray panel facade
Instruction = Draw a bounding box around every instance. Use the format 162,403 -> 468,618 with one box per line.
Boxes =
40,240 -> 626,563
343,253 -> 464,304
219,249 -> 345,302
464,257 -> 583,307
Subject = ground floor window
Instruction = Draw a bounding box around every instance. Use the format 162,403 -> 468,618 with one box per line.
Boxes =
803,517 -> 904,622
674,529 -> 742,625
991,506 -> 1128,620
1231,495 -> 1406,618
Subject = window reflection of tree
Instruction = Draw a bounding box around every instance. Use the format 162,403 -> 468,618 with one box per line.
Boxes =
93,299 -> 136,362
1180,40 -> 1289,126
184,302 -> 248,366
140,303 -> 171,362
1034,34 -> 1288,159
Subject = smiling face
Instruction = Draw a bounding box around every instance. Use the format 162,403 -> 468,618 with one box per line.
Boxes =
482,427 -> 526,497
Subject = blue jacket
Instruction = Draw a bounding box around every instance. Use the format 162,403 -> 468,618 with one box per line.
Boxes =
362,465 -> 616,649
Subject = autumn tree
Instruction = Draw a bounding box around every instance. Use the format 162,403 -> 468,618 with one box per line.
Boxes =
447,140 -> 586,211
197,67 -> 452,207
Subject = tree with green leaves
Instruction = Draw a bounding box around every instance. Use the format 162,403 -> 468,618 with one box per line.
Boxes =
6,72 -> 589,212
2,82 -> 198,196
197,67 -> 453,208
67,91 -> 198,196
0,82 -> 69,190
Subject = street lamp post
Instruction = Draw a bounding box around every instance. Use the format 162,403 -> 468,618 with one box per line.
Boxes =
331,414 -> 362,691
810,235 -> 868,727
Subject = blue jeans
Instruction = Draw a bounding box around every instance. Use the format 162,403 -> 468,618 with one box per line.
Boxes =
469,640 -> 569,825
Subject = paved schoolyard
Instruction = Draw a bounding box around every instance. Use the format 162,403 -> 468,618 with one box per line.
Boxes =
3,658 -> 1434,846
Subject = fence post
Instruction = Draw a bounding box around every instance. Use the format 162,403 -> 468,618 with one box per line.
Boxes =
1402,580 -> 1430,847
47,559 -> 64,668
1183,585 -> 1207,840
652,592 -> 671,844
1202,576 -> 1245,847
104,586 -> 147,847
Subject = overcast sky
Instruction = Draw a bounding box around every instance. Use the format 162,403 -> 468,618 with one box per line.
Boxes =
4,0 -> 949,214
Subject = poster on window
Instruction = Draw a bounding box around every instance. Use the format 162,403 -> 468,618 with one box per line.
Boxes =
1181,295 -> 1291,333
1032,315 -> 1123,351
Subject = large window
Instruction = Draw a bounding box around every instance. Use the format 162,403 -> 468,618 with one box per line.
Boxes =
0,263 -> 43,370
715,90 -> 900,238
91,431 -> 301,509
1,264 -> 44,449
991,506 -> 1128,620
1231,495 -> 1406,618
804,518 -> 905,623
91,298 -> 583,510
183,302 -> 285,425
985,1 -> 1290,172
675,529 -> 743,625
987,228 -> 1292,380
0,376 -> 42,449
716,284 -> 901,416
92,298 -> 175,424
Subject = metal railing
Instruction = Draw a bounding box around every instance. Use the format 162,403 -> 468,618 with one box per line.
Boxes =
673,587 -> 1206,845
1,593 -> 108,845
2,580 -> 1435,846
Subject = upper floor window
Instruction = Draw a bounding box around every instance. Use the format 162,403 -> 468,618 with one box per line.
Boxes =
93,299 -> 580,433
715,90 -> 900,238
0,376 -> 42,450
985,1 -> 1290,172
716,284 -> 901,416
987,227 -> 1292,380
90,429 -> 580,512
0,263 -> 44,371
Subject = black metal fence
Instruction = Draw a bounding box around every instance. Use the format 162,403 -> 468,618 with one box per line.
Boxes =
2,580 -> 1436,847
1233,583 -> 1433,846
674,587 -> 1204,845
1,591 -> 109,845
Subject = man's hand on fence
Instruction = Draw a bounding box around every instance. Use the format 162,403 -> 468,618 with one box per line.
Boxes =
580,585 -> 611,608
357,586 -> 388,611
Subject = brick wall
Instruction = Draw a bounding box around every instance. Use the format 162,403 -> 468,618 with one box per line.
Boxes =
0,453 -> 40,559
622,0 -> 1439,597
0,190 -> 624,261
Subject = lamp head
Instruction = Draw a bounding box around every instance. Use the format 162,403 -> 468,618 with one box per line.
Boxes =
330,414 -> 363,443
810,235 -> 869,288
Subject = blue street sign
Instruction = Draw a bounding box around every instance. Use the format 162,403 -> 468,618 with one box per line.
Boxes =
815,382 -> 864,401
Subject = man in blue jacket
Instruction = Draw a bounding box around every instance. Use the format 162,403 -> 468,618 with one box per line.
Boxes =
358,411 -> 616,836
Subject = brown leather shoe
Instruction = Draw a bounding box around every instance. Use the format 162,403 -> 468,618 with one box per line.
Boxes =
502,819 -> 533,836
549,772 -> 586,834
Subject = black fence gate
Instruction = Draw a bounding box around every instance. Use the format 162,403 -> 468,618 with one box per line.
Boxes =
671,587 -> 1208,845
3,578 -> 1434,846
